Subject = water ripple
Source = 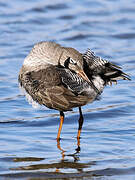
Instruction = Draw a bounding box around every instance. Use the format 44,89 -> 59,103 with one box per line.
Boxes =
0,0 -> 135,179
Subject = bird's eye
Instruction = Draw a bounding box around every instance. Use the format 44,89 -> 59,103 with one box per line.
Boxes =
64,57 -> 77,68
69,57 -> 77,65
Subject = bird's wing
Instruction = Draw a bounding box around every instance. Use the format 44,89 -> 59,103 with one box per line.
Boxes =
29,66 -> 90,95
19,65 -> 89,111
83,49 -> 130,85
59,68 -> 89,95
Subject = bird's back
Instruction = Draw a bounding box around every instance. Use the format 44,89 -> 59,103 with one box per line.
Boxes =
23,41 -> 83,70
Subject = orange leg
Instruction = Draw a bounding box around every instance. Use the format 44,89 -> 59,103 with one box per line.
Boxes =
77,107 -> 84,140
57,111 -> 64,141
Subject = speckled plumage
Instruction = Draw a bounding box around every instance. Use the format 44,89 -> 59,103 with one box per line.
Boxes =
18,41 -> 131,140
19,41 -> 130,112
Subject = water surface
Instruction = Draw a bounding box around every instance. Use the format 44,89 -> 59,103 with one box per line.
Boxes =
0,0 -> 135,179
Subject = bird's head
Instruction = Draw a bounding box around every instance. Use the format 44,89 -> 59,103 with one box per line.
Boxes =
64,57 -> 90,82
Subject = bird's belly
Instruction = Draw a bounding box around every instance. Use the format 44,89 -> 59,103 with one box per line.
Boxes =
81,87 -> 99,102
19,84 -> 41,109
19,75 -> 104,112
80,76 -> 105,102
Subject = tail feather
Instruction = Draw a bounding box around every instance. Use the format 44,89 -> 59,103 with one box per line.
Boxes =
83,49 -> 131,86
104,62 -> 131,82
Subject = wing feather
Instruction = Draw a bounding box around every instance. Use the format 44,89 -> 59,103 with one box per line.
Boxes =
19,65 -> 91,111
83,49 -> 131,85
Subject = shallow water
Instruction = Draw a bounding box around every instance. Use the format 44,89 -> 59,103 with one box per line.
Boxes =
0,0 -> 135,179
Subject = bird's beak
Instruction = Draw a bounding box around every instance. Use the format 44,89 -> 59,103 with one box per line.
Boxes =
78,70 -> 90,82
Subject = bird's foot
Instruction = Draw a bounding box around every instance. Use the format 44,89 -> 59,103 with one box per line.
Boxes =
56,137 -> 61,142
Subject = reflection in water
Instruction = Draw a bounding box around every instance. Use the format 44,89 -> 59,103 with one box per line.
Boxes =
55,106 -> 83,173
0,0 -> 134,179
11,161 -> 88,171
57,137 -> 81,161
57,107 -> 83,161
11,157 -> 90,173
13,157 -> 45,162
11,138 -> 84,173
57,140 -> 66,161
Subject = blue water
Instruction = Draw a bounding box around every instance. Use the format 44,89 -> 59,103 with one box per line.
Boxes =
0,0 -> 135,179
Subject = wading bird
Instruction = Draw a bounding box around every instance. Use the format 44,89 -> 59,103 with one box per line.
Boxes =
19,42 -> 130,141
